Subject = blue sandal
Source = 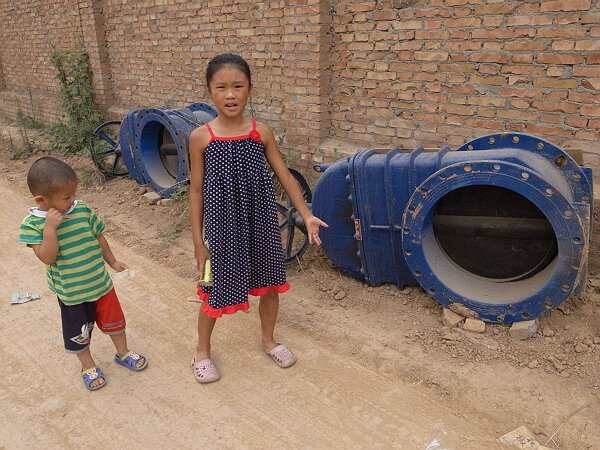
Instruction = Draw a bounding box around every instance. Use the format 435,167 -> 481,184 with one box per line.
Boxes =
82,367 -> 106,391
115,351 -> 148,371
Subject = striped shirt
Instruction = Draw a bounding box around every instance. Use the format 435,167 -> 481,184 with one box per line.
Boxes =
19,200 -> 113,305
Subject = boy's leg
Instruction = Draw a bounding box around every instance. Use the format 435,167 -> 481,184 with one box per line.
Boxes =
58,299 -> 105,388
259,291 -> 279,352
196,311 -> 217,360
94,288 -> 145,369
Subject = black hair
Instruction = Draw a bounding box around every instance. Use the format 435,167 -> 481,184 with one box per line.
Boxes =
206,53 -> 252,87
26,156 -> 78,196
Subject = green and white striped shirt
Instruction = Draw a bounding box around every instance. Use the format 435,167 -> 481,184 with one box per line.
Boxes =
19,200 -> 113,305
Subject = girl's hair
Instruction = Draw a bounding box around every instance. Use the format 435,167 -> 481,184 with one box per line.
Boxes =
206,53 -> 252,87
27,156 -> 78,196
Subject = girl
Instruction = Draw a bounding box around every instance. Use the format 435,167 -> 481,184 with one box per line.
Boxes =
188,53 -> 328,383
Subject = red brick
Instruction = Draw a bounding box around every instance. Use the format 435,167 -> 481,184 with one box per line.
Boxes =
581,106 -> 600,117
469,74 -> 506,86
475,4 -> 516,14
532,100 -> 578,113
497,109 -> 539,121
537,27 -> 586,38
505,40 -> 547,52
540,0 -> 591,12
500,86 -> 544,99
512,54 -> 534,64
446,17 -> 482,28
533,77 -> 578,89
507,15 -> 552,26
414,51 -> 449,62
540,114 -> 562,124
569,92 -> 600,104
511,99 -> 530,109
575,66 -> 600,77
526,124 -> 573,139
582,13 -> 600,24
537,53 -> 585,65
469,53 -> 509,63
566,116 -> 589,128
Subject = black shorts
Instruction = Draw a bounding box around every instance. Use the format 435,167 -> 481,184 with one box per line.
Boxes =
58,288 -> 126,353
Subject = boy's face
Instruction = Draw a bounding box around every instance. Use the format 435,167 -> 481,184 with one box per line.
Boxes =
35,181 -> 78,213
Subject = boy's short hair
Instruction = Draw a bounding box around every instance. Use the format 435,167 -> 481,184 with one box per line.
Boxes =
27,156 -> 78,196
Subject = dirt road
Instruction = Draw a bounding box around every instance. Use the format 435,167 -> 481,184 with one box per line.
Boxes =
0,174 -> 500,448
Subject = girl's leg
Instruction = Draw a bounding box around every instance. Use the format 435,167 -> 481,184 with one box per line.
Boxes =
196,311 -> 217,360
259,291 -> 279,351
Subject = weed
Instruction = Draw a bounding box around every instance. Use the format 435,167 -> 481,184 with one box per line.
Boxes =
46,48 -> 101,154
78,166 -> 100,188
158,182 -> 189,247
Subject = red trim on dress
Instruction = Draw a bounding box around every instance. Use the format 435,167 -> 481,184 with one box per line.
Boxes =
195,282 -> 290,318
204,120 -> 262,143
248,282 -> 290,296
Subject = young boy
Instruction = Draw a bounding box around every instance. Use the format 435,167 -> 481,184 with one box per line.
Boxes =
19,156 -> 147,391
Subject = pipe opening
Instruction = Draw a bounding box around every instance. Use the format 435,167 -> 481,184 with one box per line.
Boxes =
139,122 -> 179,187
432,185 -> 557,281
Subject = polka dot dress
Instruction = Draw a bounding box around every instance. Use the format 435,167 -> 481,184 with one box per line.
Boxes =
197,119 -> 289,318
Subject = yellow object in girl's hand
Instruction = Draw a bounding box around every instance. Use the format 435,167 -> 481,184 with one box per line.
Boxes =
198,259 -> 213,286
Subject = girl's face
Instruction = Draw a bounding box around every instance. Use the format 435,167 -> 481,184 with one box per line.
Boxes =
208,66 -> 251,119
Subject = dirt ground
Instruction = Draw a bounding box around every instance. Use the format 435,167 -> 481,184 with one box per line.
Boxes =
1,123 -> 599,449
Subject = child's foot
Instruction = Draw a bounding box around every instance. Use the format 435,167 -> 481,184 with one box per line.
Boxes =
114,351 -> 148,371
266,344 -> 297,368
82,367 -> 106,391
191,357 -> 221,383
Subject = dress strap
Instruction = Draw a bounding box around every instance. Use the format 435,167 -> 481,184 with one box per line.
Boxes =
251,119 -> 256,130
205,123 -> 216,139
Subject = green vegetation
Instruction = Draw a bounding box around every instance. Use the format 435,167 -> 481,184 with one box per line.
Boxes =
47,48 -> 101,154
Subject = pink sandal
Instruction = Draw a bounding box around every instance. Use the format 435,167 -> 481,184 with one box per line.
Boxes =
191,357 -> 221,383
266,344 -> 297,368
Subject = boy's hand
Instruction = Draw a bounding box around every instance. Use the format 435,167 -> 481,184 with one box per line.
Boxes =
305,215 -> 329,246
110,261 -> 129,272
45,208 -> 63,230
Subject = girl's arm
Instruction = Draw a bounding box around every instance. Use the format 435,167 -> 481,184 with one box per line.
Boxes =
189,126 -> 212,270
259,122 -> 328,245
30,208 -> 63,264
97,233 -> 128,271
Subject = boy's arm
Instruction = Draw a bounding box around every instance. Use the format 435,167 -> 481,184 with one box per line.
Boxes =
97,233 -> 128,272
30,208 -> 63,264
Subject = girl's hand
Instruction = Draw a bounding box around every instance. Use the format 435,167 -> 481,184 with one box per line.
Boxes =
45,208 -> 63,230
110,261 -> 129,272
194,242 -> 211,273
305,215 -> 329,246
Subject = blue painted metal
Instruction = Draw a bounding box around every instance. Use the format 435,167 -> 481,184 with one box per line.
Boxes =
117,103 -> 217,197
312,133 -> 592,323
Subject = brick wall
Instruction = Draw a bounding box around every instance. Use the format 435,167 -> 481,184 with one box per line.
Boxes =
328,0 -> 600,169
1,0 -> 599,174
0,1 -> 85,124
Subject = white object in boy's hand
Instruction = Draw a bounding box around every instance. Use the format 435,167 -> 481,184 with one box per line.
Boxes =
111,269 -> 136,281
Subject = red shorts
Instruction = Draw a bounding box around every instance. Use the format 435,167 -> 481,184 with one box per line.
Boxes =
95,288 -> 126,333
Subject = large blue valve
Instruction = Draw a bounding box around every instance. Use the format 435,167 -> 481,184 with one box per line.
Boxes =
312,133 -> 592,323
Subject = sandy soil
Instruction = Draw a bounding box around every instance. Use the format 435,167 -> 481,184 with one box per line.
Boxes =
0,124 -> 599,449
